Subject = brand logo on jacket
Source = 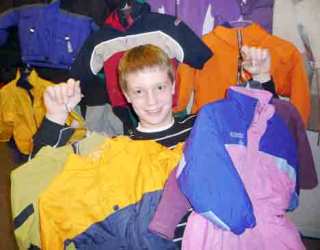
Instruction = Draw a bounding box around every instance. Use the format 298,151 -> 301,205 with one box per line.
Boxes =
230,132 -> 244,139
230,131 -> 245,145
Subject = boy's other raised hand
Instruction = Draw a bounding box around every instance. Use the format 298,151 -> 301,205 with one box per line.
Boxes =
241,46 -> 271,83
44,79 -> 82,125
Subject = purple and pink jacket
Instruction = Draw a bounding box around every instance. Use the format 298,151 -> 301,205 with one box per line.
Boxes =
150,87 -> 306,249
149,97 -> 317,239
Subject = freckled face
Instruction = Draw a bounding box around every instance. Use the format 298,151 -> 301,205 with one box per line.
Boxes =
124,67 -> 175,130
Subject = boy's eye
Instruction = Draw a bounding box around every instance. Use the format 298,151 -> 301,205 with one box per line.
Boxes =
133,89 -> 144,96
157,84 -> 166,91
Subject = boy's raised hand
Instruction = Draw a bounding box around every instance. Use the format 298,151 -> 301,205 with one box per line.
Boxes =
241,46 -> 271,83
44,79 -> 82,125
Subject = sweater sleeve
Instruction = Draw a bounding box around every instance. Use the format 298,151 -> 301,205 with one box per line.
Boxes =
31,118 -> 75,158
148,167 -> 191,240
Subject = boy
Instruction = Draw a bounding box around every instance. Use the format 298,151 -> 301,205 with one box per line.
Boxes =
34,44 -> 272,152
33,44 -> 196,153
32,44 -> 196,248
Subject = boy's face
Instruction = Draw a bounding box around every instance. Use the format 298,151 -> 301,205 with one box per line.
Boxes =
124,66 -> 174,130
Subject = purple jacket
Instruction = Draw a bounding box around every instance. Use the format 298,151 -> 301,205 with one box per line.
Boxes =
212,0 -> 274,33
148,0 -> 274,36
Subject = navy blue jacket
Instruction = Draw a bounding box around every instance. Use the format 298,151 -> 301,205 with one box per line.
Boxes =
70,2 -> 213,106
0,0 -> 98,69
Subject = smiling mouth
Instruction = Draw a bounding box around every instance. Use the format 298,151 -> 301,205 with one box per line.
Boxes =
145,109 -> 161,113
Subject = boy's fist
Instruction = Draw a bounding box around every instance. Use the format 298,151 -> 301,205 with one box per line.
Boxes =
241,46 -> 271,83
44,79 -> 82,125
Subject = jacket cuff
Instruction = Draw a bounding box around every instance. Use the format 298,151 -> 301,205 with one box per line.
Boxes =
31,118 -> 75,157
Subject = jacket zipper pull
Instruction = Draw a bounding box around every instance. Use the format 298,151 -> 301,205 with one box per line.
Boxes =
65,36 -> 73,53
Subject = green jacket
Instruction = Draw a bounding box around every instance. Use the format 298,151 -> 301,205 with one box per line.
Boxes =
11,133 -> 106,249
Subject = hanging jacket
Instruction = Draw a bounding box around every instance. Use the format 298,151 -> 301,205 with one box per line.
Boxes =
70,1 -> 212,106
211,0 -> 274,33
148,0 -> 274,36
102,9 -> 181,109
180,87 -> 303,250
39,137 -> 182,250
177,87 -> 299,235
176,23 -> 311,126
0,70 -> 86,154
11,133 -> 107,250
0,0 -> 99,69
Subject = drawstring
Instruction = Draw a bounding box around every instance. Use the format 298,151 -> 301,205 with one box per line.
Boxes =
236,29 -> 253,86
236,29 -> 243,84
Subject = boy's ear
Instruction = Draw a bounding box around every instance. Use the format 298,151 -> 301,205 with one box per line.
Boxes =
171,80 -> 176,95
123,91 -> 132,103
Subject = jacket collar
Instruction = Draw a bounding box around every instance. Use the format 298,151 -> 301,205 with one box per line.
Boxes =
211,23 -> 269,49
227,86 -> 273,126
14,70 -> 40,87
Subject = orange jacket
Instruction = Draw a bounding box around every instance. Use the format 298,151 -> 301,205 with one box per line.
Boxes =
176,23 -> 310,126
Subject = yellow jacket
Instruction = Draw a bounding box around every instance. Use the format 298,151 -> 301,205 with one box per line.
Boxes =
39,137 -> 183,250
176,23 -> 311,126
0,70 -> 85,154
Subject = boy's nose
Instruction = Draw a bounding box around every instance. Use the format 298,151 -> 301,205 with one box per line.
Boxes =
145,90 -> 157,105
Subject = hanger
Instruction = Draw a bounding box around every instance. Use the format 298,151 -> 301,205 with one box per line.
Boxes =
119,0 -> 132,11
121,3 -> 131,11
221,14 -> 252,29
117,0 -> 134,29
228,14 -> 253,27
227,0 -> 252,28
